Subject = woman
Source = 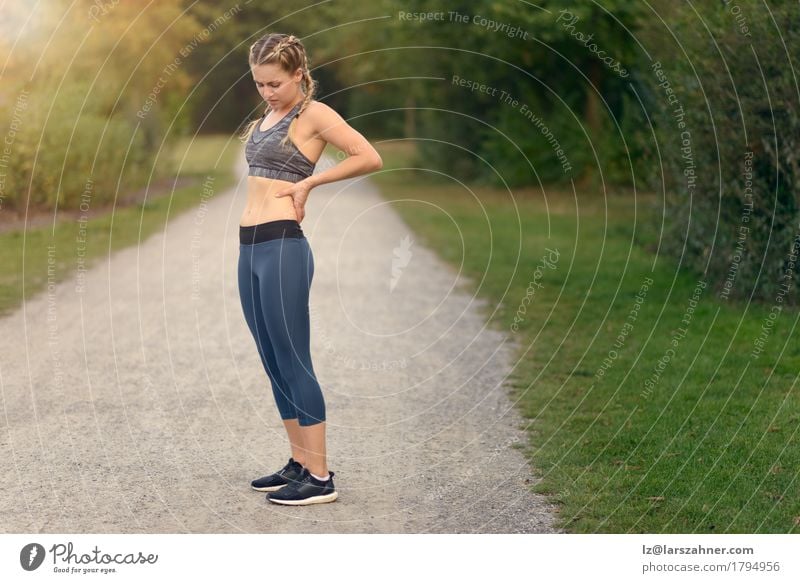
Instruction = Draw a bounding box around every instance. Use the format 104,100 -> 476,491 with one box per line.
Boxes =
237,33 -> 382,506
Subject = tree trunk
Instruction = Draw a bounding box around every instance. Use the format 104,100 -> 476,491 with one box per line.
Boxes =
404,93 -> 415,138
579,59 -> 603,190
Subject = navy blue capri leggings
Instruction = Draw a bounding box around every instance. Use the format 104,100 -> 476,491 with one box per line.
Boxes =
237,219 -> 325,426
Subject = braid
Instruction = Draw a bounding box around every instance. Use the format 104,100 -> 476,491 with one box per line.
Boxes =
268,34 -> 298,61
300,52 -> 317,106
281,48 -> 317,149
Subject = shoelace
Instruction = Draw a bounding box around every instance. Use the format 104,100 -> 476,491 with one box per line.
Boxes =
278,460 -> 300,477
277,470 -> 312,494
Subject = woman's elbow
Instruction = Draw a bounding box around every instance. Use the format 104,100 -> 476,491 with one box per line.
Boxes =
369,153 -> 383,171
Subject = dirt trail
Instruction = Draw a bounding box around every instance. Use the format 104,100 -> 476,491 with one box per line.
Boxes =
0,153 -> 562,533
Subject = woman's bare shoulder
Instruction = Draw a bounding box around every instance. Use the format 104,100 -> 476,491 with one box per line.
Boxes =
300,101 -> 347,138
305,99 -> 331,111
303,100 -> 344,123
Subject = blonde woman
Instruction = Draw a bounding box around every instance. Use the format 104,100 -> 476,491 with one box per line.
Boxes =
238,32 -> 382,505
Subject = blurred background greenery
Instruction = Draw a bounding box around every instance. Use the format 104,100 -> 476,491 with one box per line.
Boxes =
0,0 -> 797,306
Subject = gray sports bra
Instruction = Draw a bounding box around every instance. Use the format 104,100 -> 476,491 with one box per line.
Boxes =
245,101 -> 316,183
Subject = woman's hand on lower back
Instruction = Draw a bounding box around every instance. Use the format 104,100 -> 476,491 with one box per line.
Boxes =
274,179 -> 313,223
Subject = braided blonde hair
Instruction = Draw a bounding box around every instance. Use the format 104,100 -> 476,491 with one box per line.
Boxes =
239,33 -> 317,148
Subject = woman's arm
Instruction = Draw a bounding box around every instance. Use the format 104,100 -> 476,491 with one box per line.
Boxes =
274,102 -> 382,222
303,101 -> 383,189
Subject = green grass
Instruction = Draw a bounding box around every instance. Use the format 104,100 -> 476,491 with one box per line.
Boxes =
372,141 -> 800,533
0,134 -> 240,317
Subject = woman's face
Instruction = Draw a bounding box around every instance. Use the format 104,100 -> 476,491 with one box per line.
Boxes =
251,62 -> 302,109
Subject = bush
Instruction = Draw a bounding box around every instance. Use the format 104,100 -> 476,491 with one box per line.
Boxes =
0,80 -> 170,212
640,3 -> 800,304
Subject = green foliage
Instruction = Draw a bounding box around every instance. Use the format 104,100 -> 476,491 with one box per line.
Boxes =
16,83 -> 136,209
2,81 -> 167,212
299,0 -> 648,187
0,0 -> 202,212
640,2 -> 800,304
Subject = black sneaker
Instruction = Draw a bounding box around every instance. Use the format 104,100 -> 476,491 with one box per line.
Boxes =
266,467 -> 338,505
251,457 -> 305,492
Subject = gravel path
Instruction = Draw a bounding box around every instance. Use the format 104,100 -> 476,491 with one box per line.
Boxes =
0,152 -> 562,533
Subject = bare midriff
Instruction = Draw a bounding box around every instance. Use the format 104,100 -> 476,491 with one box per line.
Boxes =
240,176 -> 301,226
240,116 -> 324,226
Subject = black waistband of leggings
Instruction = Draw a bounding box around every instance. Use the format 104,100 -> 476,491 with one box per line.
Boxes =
239,219 -> 305,244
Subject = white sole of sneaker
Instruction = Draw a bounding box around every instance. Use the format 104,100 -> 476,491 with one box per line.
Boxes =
267,491 -> 338,506
251,484 -> 288,492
